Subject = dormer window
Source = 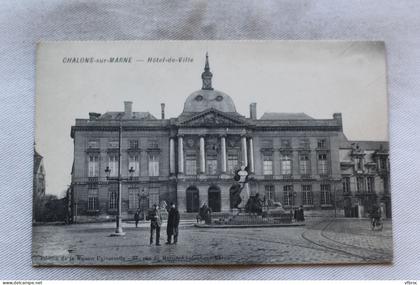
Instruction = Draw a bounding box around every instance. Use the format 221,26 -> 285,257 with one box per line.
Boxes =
215,95 -> 223,101
195,95 -> 203,101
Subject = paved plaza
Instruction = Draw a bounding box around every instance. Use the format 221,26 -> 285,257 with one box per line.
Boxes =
32,218 -> 393,266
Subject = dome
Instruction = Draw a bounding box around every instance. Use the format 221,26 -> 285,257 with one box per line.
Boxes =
182,53 -> 237,114
183,89 -> 237,113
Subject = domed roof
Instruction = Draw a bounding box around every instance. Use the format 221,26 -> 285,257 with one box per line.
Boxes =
182,53 -> 237,114
183,89 -> 237,113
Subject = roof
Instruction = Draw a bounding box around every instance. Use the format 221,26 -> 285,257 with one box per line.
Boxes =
338,133 -> 352,148
260,112 -> 314,120
182,89 -> 237,114
349,140 -> 389,151
98,112 -> 156,120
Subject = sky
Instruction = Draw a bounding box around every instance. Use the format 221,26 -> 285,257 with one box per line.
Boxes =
35,41 -> 388,197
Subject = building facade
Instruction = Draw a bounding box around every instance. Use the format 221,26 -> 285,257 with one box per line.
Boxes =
33,148 -> 46,222
70,55 -> 390,221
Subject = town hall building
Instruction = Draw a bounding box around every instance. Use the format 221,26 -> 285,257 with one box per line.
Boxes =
70,54 -> 391,221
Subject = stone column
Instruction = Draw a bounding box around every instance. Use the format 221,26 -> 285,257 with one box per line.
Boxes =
200,136 -> 205,173
178,136 -> 184,174
241,135 -> 248,166
169,137 -> 175,174
221,136 -> 227,173
248,137 -> 254,173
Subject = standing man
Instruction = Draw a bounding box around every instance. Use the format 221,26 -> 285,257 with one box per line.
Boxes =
298,205 -> 305,222
149,204 -> 162,246
134,209 -> 140,228
166,202 -> 180,245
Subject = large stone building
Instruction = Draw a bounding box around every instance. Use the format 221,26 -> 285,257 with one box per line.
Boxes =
70,54 -> 390,221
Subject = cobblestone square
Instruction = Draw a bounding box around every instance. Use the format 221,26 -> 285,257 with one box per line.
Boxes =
32,218 -> 393,266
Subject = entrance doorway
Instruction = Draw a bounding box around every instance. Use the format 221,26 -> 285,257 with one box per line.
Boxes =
186,187 -> 199,212
229,184 -> 241,209
208,186 -> 221,212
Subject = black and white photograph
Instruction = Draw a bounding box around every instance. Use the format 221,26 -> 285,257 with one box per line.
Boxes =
32,41 -> 392,266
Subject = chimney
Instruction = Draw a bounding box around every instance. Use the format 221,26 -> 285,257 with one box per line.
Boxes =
333,113 -> 343,131
161,103 -> 165,119
250,103 -> 257,119
124,101 -> 133,117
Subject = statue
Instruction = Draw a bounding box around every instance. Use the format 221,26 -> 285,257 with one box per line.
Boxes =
233,165 -> 250,209
245,193 -> 263,215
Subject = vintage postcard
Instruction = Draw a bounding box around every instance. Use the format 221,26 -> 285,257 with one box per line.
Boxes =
33,41 -> 392,266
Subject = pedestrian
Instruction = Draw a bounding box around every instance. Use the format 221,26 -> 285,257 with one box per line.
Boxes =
149,204 -> 162,246
293,207 -> 298,221
134,209 -> 140,228
298,205 -> 305,222
166,202 -> 180,245
200,203 -> 212,224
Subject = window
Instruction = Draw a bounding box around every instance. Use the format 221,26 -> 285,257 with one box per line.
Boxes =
185,155 -> 197,175
108,154 -> 118,177
318,153 -> 328,175
129,140 -> 138,149
149,187 -> 159,208
148,139 -> 158,149
227,154 -> 239,174
299,154 -> 310,175
128,187 -> 139,210
320,184 -> 332,205
263,155 -> 273,175
356,177 -> 365,192
265,185 -> 275,205
281,154 -> 292,175
283,185 -> 294,206
299,138 -> 310,149
342,177 -> 351,194
88,155 -> 99,177
109,191 -> 117,210
281,139 -> 291,148
207,158 -> 218,175
302,185 -> 313,205
317,139 -> 327,149
148,154 -> 159,176
355,157 -> 363,171
354,158 -> 360,171
367,176 -> 375,193
87,187 -> 98,211
380,157 -> 388,170
128,155 -> 139,176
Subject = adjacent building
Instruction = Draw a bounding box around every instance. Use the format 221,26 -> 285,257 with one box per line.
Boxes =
33,148 -> 46,222
70,54 -> 390,221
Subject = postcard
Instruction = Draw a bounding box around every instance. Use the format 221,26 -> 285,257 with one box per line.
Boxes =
33,41 -> 392,265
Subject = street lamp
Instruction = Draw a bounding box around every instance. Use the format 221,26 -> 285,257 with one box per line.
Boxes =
104,120 -> 135,237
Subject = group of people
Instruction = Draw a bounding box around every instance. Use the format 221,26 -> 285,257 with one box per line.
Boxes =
134,202 -> 180,246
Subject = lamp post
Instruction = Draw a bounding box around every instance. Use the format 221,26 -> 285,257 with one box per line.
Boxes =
333,182 -> 337,218
104,120 -> 135,236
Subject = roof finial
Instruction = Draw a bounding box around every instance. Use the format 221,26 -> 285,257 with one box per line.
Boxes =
201,52 -> 213,90
205,52 -> 210,71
